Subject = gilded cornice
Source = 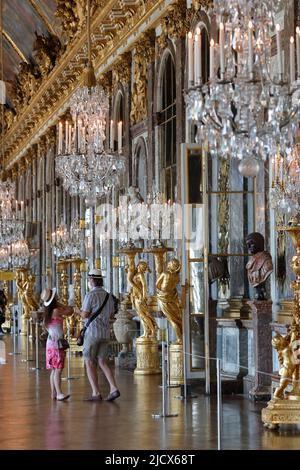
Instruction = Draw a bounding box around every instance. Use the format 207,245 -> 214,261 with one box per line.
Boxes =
2,0 -> 171,168
45,126 -> 57,150
37,136 -> 47,158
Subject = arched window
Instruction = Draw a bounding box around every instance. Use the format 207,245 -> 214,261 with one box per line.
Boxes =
134,138 -> 147,200
158,53 -> 176,201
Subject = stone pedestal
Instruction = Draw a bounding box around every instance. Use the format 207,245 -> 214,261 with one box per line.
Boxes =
169,343 -> 184,386
248,300 -> 272,401
134,337 -> 160,375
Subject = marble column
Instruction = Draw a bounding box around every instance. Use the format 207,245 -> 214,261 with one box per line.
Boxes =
248,300 -> 272,400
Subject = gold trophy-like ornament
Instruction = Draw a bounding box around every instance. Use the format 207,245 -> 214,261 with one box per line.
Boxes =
262,222 -> 300,429
156,258 -> 183,385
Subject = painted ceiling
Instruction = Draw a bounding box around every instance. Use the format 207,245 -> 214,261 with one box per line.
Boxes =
2,0 -> 62,82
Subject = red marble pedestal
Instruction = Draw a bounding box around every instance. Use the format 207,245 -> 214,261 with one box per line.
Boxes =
248,300 -> 272,401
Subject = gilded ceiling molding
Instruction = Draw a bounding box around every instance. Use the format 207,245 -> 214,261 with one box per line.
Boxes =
2,0 -> 170,167
1,29 -> 28,63
130,32 -> 155,125
112,52 -> 132,86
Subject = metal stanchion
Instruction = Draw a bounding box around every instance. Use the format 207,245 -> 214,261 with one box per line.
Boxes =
21,319 -> 33,362
62,324 -> 80,381
9,314 -> 21,356
30,322 -> 42,370
217,358 -> 222,451
152,340 -> 178,419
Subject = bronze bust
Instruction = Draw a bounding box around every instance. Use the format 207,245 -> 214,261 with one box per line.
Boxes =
246,232 -> 273,300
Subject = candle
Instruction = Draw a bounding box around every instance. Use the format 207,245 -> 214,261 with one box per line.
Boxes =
118,121 -> 122,153
219,22 -> 225,76
290,36 -> 295,83
210,39 -> 215,80
78,120 -> 81,151
188,31 -> 194,84
248,21 -> 253,75
68,124 -> 72,154
74,119 -> 77,152
276,24 -> 283,77
110,119 -> 114,150
194,28 -> 202,85
296,27 -> 300,78
58,122 -> 63,154
65,121 -> 69,154
20,201 -> 24,219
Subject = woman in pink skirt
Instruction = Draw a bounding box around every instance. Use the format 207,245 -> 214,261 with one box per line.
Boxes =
41,288 -> 73,401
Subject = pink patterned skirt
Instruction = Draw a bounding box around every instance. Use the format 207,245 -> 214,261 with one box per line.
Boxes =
46,345 -> 66,369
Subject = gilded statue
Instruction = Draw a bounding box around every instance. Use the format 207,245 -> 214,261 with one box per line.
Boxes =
16,270 -> 27,318
246,232 -> 273,300
272,331 -> 300,399
156,258 -> 182,344
23,274 -> 39,320
126,259 -> 158,338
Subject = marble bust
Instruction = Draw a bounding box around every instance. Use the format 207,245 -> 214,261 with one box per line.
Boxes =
246,232 -> 273,300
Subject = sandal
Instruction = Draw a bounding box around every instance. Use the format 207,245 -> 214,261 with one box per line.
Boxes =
105,390 -> 120,402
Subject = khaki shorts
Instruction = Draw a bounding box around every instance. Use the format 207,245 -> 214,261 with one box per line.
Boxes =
83,337 -> 109,362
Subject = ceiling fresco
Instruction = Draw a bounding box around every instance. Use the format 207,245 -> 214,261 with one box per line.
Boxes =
2,0 -> 62,82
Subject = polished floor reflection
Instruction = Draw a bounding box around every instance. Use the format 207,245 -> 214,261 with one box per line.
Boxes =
0,334 -> 299,450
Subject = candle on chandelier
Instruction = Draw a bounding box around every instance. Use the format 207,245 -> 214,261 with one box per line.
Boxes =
20,201 -> 24,219
296,27 -> 300,78
276,24 -> 283,77
118,121 -> 122,153
290,36 -> 296,83
78,120 -> 82,151
110,119 -> 114,150
209,39 -> 215,80
58,122 -> 63,155
194,27 -> 202,85
219,22 -> 225,76
65,121 -> 69,154
248,21 -> 254,75
68,124 -> 72,154
188,31 -> 194,84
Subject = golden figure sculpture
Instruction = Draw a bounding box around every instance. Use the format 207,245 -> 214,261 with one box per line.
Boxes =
272,332 -> 300,399
16,270 -> 27,315
156,258 -> 182,344
23,274 -> 39,321
127,260 -> 158,338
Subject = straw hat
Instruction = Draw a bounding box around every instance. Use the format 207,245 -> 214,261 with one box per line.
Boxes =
41,288 -> 56,307
88,268 -> 104,278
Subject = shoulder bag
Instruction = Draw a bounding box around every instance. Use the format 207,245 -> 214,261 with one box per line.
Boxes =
77,293 -> 109,346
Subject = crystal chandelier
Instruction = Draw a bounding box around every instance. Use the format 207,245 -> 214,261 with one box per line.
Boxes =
10,238 -> 30,268
186,0 -> 300,167
51,218 -> 84,259
0,180 -> 24,245
270,143 -> 300,215
55,0 -> 125,202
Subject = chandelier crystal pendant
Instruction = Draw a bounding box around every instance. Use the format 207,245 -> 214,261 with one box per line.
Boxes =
186,0 -> 300,166
55,0 -> 125,203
